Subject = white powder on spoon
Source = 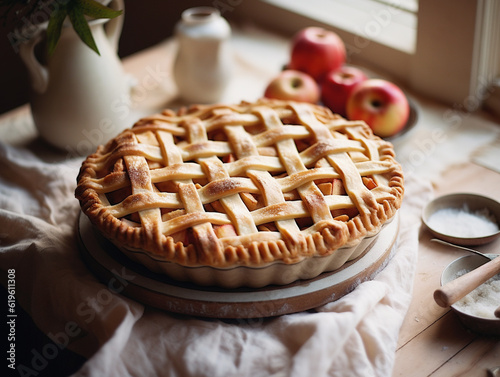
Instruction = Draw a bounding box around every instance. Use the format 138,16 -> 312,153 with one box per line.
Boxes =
427,204 -> 499,238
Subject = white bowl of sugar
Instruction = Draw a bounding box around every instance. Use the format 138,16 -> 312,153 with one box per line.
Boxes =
422,193 -> 500,246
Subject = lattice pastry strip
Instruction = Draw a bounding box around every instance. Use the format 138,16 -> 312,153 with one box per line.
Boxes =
84,160 -> 391,200
122,153 -> 163,248
291,101 -> 384,233
76,99 -> 404,268
157,128 -> 226,264
185,118 -> 257,237
254,106 -> 334,224
224,123 -> 306,255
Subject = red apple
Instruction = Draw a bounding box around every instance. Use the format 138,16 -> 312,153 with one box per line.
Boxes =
346,79 -> 409,138
288,27 -> 346,82
264,70 -> 320,103
321,66 -> 368,116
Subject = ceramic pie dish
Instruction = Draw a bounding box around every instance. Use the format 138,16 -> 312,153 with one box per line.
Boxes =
107,217 -> 396,288
75,99 -> 404,287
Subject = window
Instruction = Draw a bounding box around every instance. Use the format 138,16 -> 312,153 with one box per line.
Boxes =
262,0 -> 418,54
231,0 -> 500,112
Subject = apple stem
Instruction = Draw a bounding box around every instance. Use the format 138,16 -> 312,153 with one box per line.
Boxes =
291,78 -> 303,88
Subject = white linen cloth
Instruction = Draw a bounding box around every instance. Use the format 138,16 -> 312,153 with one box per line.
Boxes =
0,139 -> 432,377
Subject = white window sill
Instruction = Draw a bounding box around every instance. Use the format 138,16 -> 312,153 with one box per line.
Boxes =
262,0 -> 417,54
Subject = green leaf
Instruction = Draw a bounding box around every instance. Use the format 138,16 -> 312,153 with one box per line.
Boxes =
78,0 -> 123,20
46,6 -> 68,56
68,2 -> 100,55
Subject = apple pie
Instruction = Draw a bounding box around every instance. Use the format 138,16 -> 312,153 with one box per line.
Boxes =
76,99 -> 403,286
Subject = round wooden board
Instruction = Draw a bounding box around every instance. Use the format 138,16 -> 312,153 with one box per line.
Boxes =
77,212 -> 399,319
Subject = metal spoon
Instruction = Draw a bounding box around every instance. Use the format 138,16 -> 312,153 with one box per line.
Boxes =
430,238 -> 493,261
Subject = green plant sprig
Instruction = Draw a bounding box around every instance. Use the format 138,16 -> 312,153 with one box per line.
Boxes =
0,0 -> 123,55
47,0 -> 122,55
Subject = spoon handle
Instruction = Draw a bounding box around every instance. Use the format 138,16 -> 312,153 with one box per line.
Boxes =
434,255 -> 500,308
430,238 -> 491,261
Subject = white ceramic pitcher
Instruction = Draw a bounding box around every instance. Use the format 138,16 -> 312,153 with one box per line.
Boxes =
19,0 -> 130,155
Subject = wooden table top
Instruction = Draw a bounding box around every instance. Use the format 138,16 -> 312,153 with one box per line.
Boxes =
393,162 -> 500,377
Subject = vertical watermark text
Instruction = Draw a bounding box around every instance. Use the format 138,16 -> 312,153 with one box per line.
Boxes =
6,269 -> 16,371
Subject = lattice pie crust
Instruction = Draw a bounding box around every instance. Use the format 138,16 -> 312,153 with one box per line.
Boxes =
76,99 -> 403,272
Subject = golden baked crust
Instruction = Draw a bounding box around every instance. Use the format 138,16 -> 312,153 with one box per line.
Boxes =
76,99 -> 403,268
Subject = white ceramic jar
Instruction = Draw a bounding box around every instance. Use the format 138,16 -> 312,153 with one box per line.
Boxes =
173,7 -> 232,104
19,0 -> 129,155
